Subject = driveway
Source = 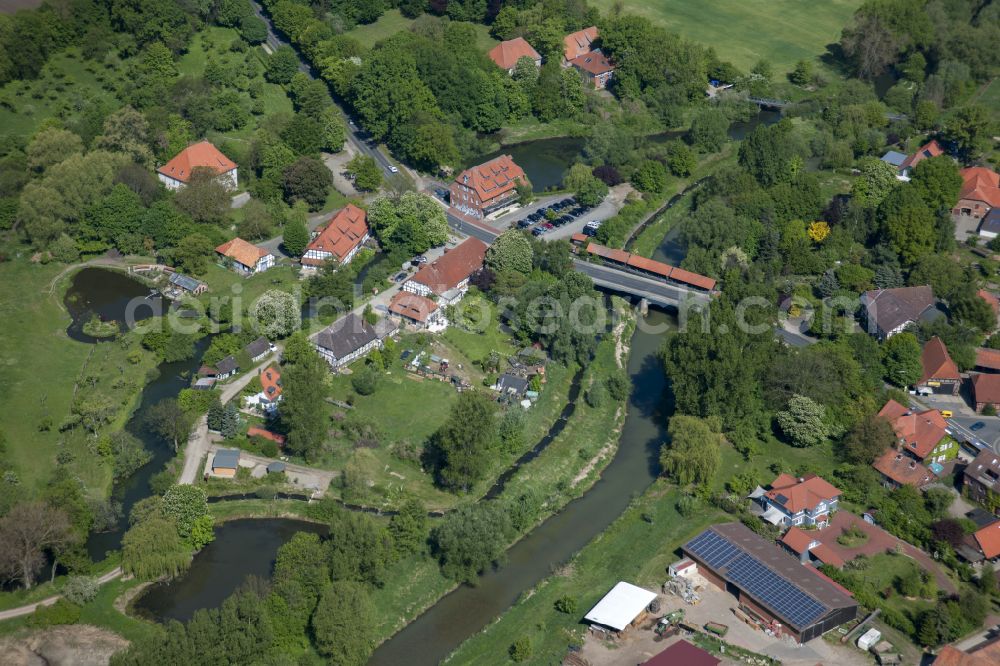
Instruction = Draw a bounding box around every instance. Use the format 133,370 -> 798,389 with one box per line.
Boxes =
203,445 -> 338,494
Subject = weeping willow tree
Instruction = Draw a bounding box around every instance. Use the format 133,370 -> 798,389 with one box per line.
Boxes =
121,517 -> 191,580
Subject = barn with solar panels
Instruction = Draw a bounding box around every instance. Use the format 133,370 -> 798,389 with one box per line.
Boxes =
682,523 -> 857,643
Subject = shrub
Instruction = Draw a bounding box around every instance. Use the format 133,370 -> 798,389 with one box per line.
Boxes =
29,599 -> 81,627
509,638 -> 533,662
62,576 -> 100,605
554,595 -> 578,614
351,367 -> 378,395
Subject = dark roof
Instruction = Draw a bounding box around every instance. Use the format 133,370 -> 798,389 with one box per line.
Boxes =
169,272 -> 204,292
643,640 -> 720,666
880,150 -> 907,167
497,373 -> 529,394
861,286 -> 935,334
981,208 -> 1000,235
212,448 -> 240,469
314,313 -> 378,359
965,449 -> 1000,495
266,461 -> 286,473
682,523 -> 856,632
245,336 -> 270,359
215,355 -> 239,374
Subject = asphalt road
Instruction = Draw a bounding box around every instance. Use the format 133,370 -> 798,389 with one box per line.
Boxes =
573,260 -> 710,307
250,0 -> 396,175
947,416 -> 1000,453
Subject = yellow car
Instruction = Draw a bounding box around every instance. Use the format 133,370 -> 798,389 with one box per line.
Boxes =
941,410 -> 953,418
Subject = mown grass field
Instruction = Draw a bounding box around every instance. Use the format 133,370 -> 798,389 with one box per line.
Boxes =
344,10 -> 497,51
591,0 -> 861,73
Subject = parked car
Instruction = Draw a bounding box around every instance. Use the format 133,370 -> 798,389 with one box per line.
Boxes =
392,271 -> 408,283
412,255 -> 428,265
531,227 -> 545,236
517,219 -> 533,229
388,165 -> 399,174
971,421 -> 986,431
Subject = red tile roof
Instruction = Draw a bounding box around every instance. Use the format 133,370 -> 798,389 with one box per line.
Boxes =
670,266 -> 717,291
409,238 -> 487,295
973,372 -> 1000,406
247,425 -> 286,445
873,448 -> 935,487
878,399 -> 948,459
570,49 -> 614,75
260,364 -> 282,402
643,640 -> 720,666
809,543 -> 847,569
933,643 -> 1000,666
978,289 -> 1000,316
959,167 -> 1000,208
215,237 -> 269,268
388,291 -> 438,323
454,155 -> 526,204
570,232 -> 588,244
780,526 -> 815,554
586,242 -> 630,264
158,140 -> 236,183
921,336 -> 961,384
900,139 -> 944,171
488,37 -> 540,70
563,26 -> 598,62
765,474 -> 841,514
302,204 -> 368,266
974,521 -> 1000,559
975,347 -> 1000,371
626,254 -> 672,278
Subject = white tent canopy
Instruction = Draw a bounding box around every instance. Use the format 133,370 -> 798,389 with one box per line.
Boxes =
747,485 -> 767,500
584,582 -> 657,631
760,505 -> 786,525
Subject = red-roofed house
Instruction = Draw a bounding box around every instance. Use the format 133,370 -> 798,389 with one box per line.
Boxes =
215,237 -> 274,275
898,139 -> 944,180
643,640 -> 720,666
157,140 -> 238,191
878,399 -> 956,464
570,49 -> 614,89
973,521 -> 1000,562
450,155 -> 528,219
954,167 -> 1000,221
302,204 -> 370,268
972,372 -> 1000,413
975,347 -> 1000,373
933,639 -> 1000,666
388,291 -> 445,330
244,364 -> 283,414
488,37 -> 541,74
403,237 -> 487,305
759,474 -> 841,528
563,26 -> 599,63
779,527 -> 845,569
917,336 -> 961,395
873,448 -> 936,489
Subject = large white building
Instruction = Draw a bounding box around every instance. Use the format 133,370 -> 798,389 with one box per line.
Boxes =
157,140 -> 238,191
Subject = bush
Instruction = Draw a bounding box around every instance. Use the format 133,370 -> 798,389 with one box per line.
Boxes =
584,382 -> 606,408
62,576 -> 100,605
554,595 -> 578,614
351,367 -> 379,395
509,637 -> 533,662
29,599 -> 81,627
606,371 -> 630,401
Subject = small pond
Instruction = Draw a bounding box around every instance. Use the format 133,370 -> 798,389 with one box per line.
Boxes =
134,518 -> 327,623
63,267 -> 165,343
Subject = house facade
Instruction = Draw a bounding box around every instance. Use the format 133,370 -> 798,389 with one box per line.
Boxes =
215,237 -> 274,275
214,355 -> 239,380
244,364 -> 282,414
860,285 -> 936,339
563,26 -> 598,64
313,313 -> 395,369
403,238 -> 487,306
963,449 -> 1000,508
488,37 -> 541,74
917,336 -> 961,395
897,139 -> 944,180
953,167 -> 1000,222
449,155 -> 527,219
302,204 -> 370,268
972,372 -> 1000,413
758,473 -> 841,528
244,336 -> 272,363
878,399 -> 956,465
157,141 -> 238,191
570,49 -> 614,89
388,291 -> 446,331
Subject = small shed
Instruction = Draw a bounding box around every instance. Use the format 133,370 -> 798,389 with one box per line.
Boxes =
266,461 -> 286,474
495,373 -> 529,397
584,582 -> 658,633
168,272 -> 207,295
215,355 -> 239,379
211,449 -> 240,477
668,557 -> 697,578
193,377 -> 216,390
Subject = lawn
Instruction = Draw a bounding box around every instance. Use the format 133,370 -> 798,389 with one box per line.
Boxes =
0,261 -> 159,496
590,0 -> 861,73
0,47 -> 124,137
344,10 -> 497,51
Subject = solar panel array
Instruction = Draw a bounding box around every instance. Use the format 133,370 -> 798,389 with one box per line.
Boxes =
684,530 -> 741,569
726,553 -> 827,628
685,528 -> 831,630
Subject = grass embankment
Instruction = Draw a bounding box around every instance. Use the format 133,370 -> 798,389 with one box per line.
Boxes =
0,260 -> 158,496
590,0 -> 861,74
627,146 -> 737,258
445,479 -> 728,664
